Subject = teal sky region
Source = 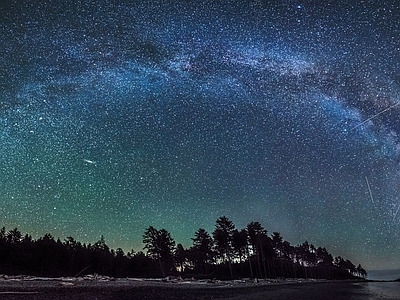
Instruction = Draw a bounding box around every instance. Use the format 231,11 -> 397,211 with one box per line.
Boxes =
1,1 -> 400,270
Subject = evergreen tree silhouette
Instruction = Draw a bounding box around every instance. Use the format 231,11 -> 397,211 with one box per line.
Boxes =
246,221 -> 267,278
213,216 -> 235,278
189,228 -> 214,275
0,222 -> 367,280
143,226 -> 175,277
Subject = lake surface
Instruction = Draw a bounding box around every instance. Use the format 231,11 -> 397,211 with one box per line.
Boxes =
367,269 -> 400,281
355,281 -> 400,299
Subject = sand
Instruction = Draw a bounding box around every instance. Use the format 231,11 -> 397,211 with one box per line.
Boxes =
0,278 -> 375,300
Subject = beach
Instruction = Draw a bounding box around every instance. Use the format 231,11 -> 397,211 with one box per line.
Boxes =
1,278 -> 398,300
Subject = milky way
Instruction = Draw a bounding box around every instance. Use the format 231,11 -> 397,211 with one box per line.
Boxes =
1,1 -> 400,270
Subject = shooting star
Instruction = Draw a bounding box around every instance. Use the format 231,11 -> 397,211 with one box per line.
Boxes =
351,101 -> 400,130
83,159 -> 96,164
393,203 -> 400,222
365,176 -> 374,204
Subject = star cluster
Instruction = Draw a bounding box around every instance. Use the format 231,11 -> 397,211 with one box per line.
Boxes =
1,1 -> 399,269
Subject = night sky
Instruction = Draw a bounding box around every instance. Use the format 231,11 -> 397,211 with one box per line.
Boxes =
1,1 -> 400,270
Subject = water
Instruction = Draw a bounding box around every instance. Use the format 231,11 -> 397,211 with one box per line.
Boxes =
367,269 -> 400,281
355,282 -> 400,299
359,270 -> 400,299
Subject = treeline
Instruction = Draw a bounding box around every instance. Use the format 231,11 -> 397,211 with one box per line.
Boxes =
0,216 -> 367,279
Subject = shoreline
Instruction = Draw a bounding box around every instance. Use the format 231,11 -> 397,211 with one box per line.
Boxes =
0,276 -> 382,300
0,274 -> 365,287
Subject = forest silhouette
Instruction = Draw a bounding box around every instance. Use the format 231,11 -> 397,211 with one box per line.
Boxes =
0,216 -> 367,280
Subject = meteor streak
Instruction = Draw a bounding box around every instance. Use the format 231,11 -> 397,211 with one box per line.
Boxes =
393,204 -> 400,222
365,176 -> 374,204
83,159 -> 96,164
351,102 -> 400,130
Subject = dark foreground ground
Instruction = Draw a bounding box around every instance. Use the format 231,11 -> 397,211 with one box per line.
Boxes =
0,279 -> 388,300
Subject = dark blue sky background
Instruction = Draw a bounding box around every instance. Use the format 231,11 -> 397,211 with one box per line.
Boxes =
1,1 -> 400,270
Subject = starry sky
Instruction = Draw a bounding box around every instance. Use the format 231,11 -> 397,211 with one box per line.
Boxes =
1,1 -> 400,270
